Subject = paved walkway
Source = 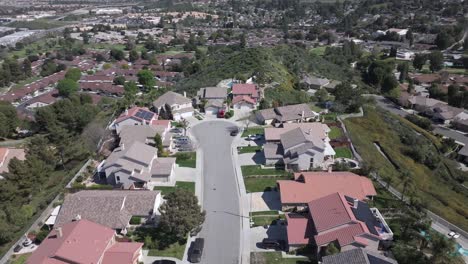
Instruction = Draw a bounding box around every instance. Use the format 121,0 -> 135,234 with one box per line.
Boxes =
238,152 -> 264,166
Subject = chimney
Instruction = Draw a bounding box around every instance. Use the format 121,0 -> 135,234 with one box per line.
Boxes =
125,109 -> 129,116
353,198 -> 359,209
183,91 -> 187,98
301,110 -> 305,122
327,166 -> 332,173
55,227 -> 63,238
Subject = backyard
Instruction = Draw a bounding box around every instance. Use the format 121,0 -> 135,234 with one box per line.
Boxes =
344,106 -> 468,230
242,165 -> 292,192
333,146 -> 353,159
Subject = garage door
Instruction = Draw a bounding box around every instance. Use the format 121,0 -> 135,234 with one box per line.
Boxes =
205,107 -> 219,115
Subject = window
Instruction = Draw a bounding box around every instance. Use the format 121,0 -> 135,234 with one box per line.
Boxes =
116,176 -> 120,182
309,158 -> 314,169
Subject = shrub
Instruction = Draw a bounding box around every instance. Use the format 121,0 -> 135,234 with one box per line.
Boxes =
130,216 -> 142,225
75,175 -> 84,183
405,115 -> 432,130
35,230 -> 49,243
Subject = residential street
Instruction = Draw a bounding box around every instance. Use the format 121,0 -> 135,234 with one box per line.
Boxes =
191,120 -> 242,264
365,94 -> 409,117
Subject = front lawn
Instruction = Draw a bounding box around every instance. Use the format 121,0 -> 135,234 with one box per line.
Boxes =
244,176 -> 290,193
147,241 -> 186,260
9,254 -> 31,264
250,211 -> 285,227
172,152 -> 196,168
238,146 -> 262,154
328,126 -> 344,139
242,127 -> 265,137
153,181 -> 195,195
250,252 -> 311,264
241,165 -> 290,177
334,146 -> 353,159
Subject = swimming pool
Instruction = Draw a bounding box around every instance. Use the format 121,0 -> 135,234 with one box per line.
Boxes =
456,244 -> 468,256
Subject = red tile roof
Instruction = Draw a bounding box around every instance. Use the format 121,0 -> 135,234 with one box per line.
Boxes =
285,214 -> 313,245
232,83 -> 259,98
308,192 -> 355,232
232,95 -> 256,105
102,242 -> 143,264
114,106 -> 158,124
27,219 -> 115,264
277,171 -> 376,205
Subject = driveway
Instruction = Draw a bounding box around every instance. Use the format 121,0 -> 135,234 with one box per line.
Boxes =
191,120 -> 242,264
366,94 -> 409,117
238,152 -> 265,166
250,225 -> 287,252
249,191 -> 281,212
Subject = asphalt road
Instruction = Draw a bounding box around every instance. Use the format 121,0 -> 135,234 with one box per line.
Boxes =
366,94 -> 409,117
191,120 -> 241,264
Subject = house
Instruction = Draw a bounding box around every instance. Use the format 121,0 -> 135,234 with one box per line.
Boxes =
27,219 -> 143,264
0,148 -> 26,177
100,141 -> 176,189
301,75 -> 330,90
54,190 -> 161,232
396,49 -> 414,61
277,171 -> 377,211
263,123 -> 335,171
152,91 -> 194,121
407,96 -> 466,124
231,83 -> 260,110
256,104 -> 319,125
232,95 -> 256,110
322,248 -> 398,264
112,107 -> 158,134
196,87 -> 228,115
285,192 -> 393,253
119,124 -> 172,151
452,113 -> 468,132
25,90 -> 59,109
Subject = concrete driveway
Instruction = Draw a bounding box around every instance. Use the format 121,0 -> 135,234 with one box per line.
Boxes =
250,225 -> 287,252
191,120 -> 242,264
249,191 -> 282,212
238,152 -> 265,166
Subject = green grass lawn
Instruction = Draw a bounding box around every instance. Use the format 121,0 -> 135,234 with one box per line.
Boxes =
250,210 -> 279,216
148,241 -> 186,260
242,127 -> 265,137
309,46 -> 327,56
251,215 -> 282,227
238,146 -> 262,154
9,253 -> 31,264
153,181 -> 195,195
334,146 -> 353,159
172,152 -> 196,168
241,165 -> 290,177
344,106 -> 468,230
328,126 -> 344,139
250,252 -> 311,264
322,112 -> 338,123
243,176 -> 290,193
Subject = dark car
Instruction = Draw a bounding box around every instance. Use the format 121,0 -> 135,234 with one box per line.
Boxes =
230,130 -> 238,136
152,260 -> 176,264
260,238 -> 285,250
189,238 -> 205,263
13,244 -> 23,253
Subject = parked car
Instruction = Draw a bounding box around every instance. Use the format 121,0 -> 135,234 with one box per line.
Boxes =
171,128 -> 183,133
260,238 -> 285,250
22,238 -> 32,247
189,238 -> 205,263
247,134 -> 262,141
449,231 -> 456,237
152,260 -> 176,264
13,244 -> 23,253
453,233 -> 461,239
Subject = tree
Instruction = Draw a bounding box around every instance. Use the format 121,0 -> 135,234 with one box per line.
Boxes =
406,29 -> 414,47
129,49 -> 139,62
65,68 -> 81,81
80,32 -> 90,44
324,241 -> 340,256
240,33 -> 246,49
397,62 -> 409,83
381,75 -> 399,94
22,58 -> 32,77
110,49 -> 125,61
435,32 -> 454,50
180,118 -> 189,136
429,51 -> 444,72
137,70 -> 156,89
154,133 -> 163,156
123,81 -> 138,104
57,78 -> 78,97
158,189 -> 205,244
0,102 -> 18,138
413,54 -> 426,71
113,76 -> 126,85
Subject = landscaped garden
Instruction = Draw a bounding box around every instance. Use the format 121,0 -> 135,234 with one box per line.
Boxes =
172,152 -> 196,168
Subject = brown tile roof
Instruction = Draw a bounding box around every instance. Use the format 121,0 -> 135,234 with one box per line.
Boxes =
277,171 -> 376,205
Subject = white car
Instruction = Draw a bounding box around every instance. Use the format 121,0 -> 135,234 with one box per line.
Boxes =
448,231 -> 456,237
453,233 -> 461,239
